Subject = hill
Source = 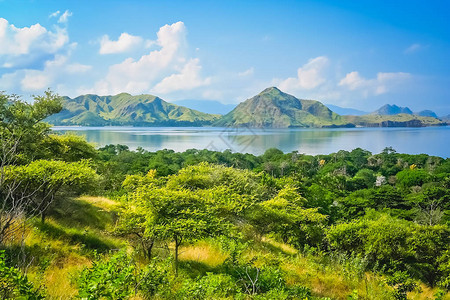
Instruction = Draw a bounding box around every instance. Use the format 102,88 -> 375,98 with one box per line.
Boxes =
215,87 -> 349,128
45,93 -> 220,126
441,114 -> 450,122
172,99 -> 236,115
371,104 -> 413,115
215,87 -> 445,128
416,110 -> 438,118
344,114 -> 446,127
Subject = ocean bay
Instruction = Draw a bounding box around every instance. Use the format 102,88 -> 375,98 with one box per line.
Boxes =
52,126 -> 450,158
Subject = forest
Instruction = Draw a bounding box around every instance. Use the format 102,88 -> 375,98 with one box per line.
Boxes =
1,91 -> 449,299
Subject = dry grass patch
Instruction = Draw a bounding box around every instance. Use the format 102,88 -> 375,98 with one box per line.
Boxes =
78,195 -> 118,212
179,241 -> 228,267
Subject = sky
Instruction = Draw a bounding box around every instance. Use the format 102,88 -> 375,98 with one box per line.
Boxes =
0,0 -> 449,114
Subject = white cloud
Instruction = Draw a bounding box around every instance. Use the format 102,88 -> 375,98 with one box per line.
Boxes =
0,17 -> 69,68
0,54 -> 92,93
279,56 -> 329,91
153,58 -> 211,94
338,71 -> 366,90
49,11 -> 60,18
339,71 -> 411,97
58,10 -> 72,24
99,33 -> 144,54
21,72 -> 52,91
404,43 -> 424,54
238,67 -> 254,77
90,21 -> 209,95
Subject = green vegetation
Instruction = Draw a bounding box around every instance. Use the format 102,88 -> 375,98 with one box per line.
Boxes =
215,87 -> 349,128
344,114 -> 445,127
1,91 -> 449,299
45,87 -> 446,128
45,93 -> 220,126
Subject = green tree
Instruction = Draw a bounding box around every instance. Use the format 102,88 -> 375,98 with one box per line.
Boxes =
249,184 -> 327,248
3,160 -> 97,224
0,90 -> 62,163
121,185 -> 229,274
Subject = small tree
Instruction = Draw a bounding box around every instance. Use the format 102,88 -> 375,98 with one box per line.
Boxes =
121,186 -> 228,274
249,184 -> 327,247
3,159 -> 97,224
0,90 -> 62,244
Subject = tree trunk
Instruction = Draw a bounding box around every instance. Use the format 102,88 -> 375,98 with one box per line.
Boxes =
146,240 -> 154,260
174,236 -> 181,276
41,210 -> 46,223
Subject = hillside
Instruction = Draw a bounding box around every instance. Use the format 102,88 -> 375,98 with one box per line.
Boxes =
416,110 -> 438,118
371,104 -> 413,115
215,87 -> 349,128
45,93 -> 220,126
215,87 -> 445,128
345,113 -> 446,127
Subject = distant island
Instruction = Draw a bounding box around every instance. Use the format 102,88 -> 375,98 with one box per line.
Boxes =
46,87 -> 447,128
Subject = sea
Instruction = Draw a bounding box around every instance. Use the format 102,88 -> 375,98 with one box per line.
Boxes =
51,126 -> 450,158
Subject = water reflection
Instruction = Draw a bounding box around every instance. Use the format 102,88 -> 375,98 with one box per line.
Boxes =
52,126 -> 450,157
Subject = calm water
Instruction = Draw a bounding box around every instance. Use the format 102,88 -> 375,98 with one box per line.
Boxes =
52,126 -> 450,157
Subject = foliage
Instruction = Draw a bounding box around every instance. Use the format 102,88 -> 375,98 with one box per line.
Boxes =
77,251 -> 136,299
0,90 -> 62,163
1,95 -> 449,299
0,251 -> 44,299
3,159 -> 97,223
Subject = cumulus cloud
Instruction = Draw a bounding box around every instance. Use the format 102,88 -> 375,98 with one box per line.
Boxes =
90,21 -> 210,95
0,54 -> 91,93
339,71 -> 411,97
279,56 -> 329,91
153,58 -> 211,94
99,33 -> 145,54
0,17 -> 69,69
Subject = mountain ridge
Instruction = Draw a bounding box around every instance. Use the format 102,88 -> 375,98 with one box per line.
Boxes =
46,88 -> 446,128
46,93 -> 220,126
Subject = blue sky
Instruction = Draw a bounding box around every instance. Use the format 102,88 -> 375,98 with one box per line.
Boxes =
0,0 -> 449,114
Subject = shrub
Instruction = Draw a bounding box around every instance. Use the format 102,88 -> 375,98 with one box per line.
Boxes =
0,251 -> 44,299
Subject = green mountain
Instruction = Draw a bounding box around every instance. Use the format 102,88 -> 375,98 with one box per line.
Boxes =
344,114 -> 446,127
215,87 -> 350,128
371,104 -> 413,115
416,110 -> 438,118
46,93 -> 220,126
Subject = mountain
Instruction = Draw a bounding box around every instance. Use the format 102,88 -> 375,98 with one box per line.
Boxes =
372,104 -> 413,115
441,114 -> 450,123
415,110 -> 438,118
46,89 -> 446,128
344,114 -> 446,127
215,87 -> 349,128
172,100 -> 236,115
215,87 -> 445,128
46,93 -> 220,126
326,104 -> 368,116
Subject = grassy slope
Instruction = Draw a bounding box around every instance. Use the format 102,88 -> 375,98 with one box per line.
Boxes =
344,114 -> 445,126
215,87 -> 347,128
6,196 -> 448,299
46,93 -> 220,126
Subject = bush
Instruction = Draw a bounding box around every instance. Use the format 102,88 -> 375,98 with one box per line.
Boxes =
178,273 -> 239,299
0,251 -> 44,299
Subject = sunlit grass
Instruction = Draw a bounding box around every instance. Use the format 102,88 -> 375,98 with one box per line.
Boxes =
179,241 -> 228,268
4,195 -> 449,299
4,196 -> 127,299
